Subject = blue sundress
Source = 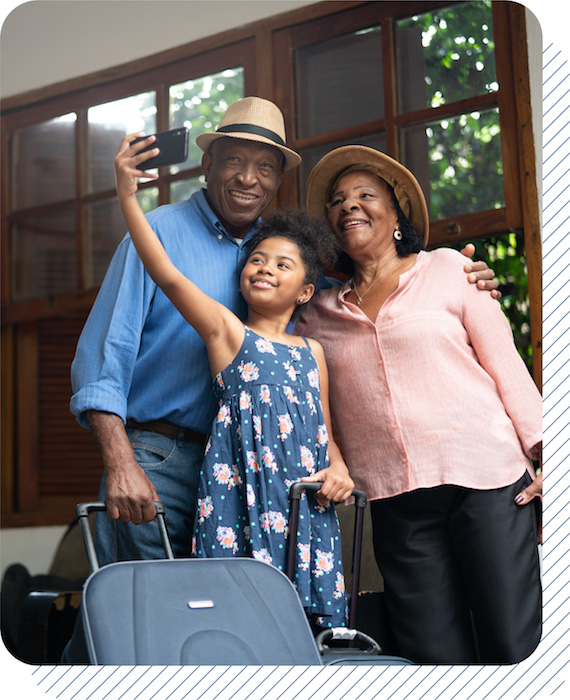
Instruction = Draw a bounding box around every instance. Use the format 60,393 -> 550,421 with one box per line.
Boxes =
192,325 -> 347,627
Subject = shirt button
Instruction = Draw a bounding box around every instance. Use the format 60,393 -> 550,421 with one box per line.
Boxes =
385,390 -> 390,396
378,359 -> 383,366
217,234 -> 223,240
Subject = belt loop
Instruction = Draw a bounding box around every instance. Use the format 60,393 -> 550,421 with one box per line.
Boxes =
176,427 -> 186,447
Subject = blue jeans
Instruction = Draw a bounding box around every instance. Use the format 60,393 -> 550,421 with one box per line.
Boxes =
95,428 -> 203,565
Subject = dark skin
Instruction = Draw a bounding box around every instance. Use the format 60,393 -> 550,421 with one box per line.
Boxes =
93,134 -> 502,525
201,138 -> 284,238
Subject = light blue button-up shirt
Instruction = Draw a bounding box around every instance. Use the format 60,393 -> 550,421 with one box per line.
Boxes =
70,189 -> 257,433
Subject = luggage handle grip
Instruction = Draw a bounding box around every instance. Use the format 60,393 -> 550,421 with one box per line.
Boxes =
75,500 -> 174,572
287,481 -> 367,629
288,481 -> 367,508
316,628 -> 382,655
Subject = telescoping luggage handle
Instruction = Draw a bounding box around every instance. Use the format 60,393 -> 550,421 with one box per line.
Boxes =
286,482 -> 367,631
75,501 -> 174,572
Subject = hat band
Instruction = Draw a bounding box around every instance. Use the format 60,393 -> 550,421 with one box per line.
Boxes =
216,123 -> 286,147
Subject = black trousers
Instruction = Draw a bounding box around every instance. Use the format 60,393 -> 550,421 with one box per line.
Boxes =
370,472 -> 542,664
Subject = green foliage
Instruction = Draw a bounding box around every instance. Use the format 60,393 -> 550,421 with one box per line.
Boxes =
136,187 -> 158,215
425,109 -> 503,220
399,1 -> 502,221
398,0 -> 497,107
169,69 -> 245,170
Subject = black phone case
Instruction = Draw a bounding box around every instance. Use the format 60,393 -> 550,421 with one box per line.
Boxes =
132,128 -> 189,170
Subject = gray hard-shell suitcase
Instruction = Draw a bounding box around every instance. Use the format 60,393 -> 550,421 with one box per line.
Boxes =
76,501 -> 323,665
75,494 -> 413,665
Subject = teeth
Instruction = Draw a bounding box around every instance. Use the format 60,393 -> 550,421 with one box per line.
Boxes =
253,280 -> 274,288
230,191 -> 257,200
342,219 -> 366,228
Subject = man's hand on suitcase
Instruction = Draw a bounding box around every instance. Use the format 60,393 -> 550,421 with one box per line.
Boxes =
302,461 -> 354,503
86,410 -> 159,524
106,460 -> 160,524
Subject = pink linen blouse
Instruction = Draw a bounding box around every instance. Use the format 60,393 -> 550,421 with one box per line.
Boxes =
295,248 -> 542,501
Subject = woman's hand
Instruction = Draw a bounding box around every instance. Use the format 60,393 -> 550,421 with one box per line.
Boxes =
302,461 -> 354,503
515,470 -> 543,544
114,133 -> 159,200
460,243 -> 502,300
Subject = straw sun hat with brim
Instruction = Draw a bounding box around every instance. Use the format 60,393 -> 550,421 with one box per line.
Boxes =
195,96 -> 302,171
305,145 -> 429,244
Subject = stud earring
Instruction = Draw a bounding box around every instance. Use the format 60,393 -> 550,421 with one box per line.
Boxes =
393,228 -> 403,241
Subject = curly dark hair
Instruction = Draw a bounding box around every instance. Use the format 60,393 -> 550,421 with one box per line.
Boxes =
335,185 -> 425,276
244,207 -> 340,286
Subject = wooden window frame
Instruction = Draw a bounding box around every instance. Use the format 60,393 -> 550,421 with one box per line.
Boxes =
273,1 -> 541,385
1,1 -> 540,527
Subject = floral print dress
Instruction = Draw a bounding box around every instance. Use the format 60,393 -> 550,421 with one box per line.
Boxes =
192,326 -> 347,627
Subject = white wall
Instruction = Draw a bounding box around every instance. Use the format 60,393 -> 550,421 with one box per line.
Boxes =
0,0 -> 318,99
1,526 -> 68,578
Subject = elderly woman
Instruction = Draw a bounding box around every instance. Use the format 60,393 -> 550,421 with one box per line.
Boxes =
295,145 -> 542,664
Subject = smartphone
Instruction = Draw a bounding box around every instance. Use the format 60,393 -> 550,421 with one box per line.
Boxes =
131,127 -> 189,170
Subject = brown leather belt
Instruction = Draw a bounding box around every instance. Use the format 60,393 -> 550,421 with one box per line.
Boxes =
126,419 -> 209,446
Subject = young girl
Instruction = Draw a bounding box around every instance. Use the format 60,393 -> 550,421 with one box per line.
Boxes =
115,134 -> 353,628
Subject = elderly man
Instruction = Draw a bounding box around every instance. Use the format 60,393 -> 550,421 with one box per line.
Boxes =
71,97 -> 498,566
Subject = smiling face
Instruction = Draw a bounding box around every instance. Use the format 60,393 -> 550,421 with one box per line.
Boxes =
327,170 -> 399,261
240,236 -> 314,311
202,138 -> 284,238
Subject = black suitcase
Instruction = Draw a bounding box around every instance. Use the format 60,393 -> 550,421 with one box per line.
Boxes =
286,482 -> 413,665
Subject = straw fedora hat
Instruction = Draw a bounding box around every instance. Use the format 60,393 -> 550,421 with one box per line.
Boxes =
305,145 -> 429,243
196,96 -> 301,171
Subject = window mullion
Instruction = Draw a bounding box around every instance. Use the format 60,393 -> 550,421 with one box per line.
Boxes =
383,17 -> 398,158
156,83 -> 171,206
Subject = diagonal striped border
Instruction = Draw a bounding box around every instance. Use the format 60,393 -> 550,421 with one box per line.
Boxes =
2,4 -> 569,700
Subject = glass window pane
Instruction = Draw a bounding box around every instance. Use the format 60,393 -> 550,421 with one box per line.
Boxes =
11,114 -> 76,210
396,0 -> 496,113
11,206 -> 76,301
295,27 -> 384,139
400,109 -> 503,221
170,176 -> 206,204
169,68 -> 245,171
84,188 -> 158,288
87,92 -> 157,192
298,133 -> 387,206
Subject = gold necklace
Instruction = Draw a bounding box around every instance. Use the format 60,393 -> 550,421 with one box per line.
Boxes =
351,273 -> 382,305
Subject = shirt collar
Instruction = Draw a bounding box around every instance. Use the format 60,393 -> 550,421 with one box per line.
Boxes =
339,279 -> 353,302
193,188 -> 261,244
337,252 -> 424,303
